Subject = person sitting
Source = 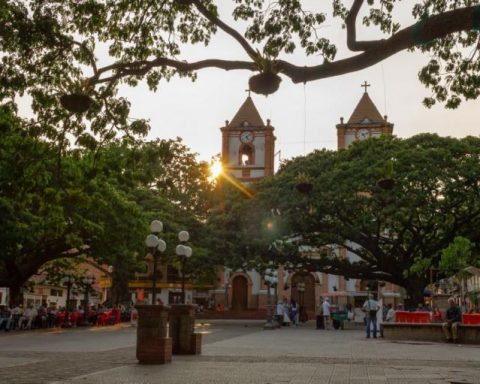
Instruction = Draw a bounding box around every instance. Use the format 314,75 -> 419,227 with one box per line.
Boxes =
11,304 -> 23,330
442,298 -> 461,343
46,305 -> 57,328
20,305 -> 37,330
37,305 -> 47,328
385,303 -> 395,323
0,306 -> 12,331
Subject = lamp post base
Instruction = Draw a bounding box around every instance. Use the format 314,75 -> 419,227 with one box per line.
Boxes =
170,304 -> 202,355
136,305 -> 171,364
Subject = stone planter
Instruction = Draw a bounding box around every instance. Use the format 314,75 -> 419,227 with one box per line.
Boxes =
135,305 -> 172,364
170,304 -> 202,354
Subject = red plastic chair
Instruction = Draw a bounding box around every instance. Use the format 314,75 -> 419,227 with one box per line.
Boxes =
112,308 -> 121,324
57,312 -> 65,327
96,311 -> 110,326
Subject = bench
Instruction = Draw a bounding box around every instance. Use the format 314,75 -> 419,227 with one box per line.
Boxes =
383,322 -> 480,344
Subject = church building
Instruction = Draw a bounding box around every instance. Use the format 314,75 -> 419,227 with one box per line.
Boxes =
210,85 -> 401,315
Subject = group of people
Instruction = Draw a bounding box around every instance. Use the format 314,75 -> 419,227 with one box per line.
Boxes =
339,295 -> 474,342
0,303 -> 131,331
275,298 -> 300,326
314,295 -> 395,338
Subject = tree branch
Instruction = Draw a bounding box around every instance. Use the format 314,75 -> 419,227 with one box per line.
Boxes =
281,5 -> 480,83
87,5 -> 480,87
190,0 -> 258,60
89,57 -> 256,85
345,0 -> 383,52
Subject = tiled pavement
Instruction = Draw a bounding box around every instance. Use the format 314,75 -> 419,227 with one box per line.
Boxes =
0,321 -> 479,383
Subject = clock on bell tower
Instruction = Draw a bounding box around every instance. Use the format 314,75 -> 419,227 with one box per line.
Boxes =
220,96 -> 275,182
336,82 -> 393,149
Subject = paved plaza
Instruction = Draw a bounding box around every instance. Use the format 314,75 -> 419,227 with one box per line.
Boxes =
0,321 -> 478,384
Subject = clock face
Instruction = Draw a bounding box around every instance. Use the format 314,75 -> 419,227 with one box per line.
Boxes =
358,129 -> 369,140
240,131 -> 254,143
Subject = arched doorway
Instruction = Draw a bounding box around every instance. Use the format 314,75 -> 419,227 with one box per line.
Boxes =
231,275 -> 248,310
291,274 -> 316,312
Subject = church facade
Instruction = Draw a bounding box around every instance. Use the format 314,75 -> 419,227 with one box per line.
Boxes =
209,86 -> 402,313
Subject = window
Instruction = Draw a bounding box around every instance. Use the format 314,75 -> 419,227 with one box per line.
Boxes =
239,144 -> 254,166
50,288 -> 63,297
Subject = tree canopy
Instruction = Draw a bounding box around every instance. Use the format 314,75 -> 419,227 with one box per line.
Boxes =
1,0 -> 480,120
222,134 -> 480,304
0,106 -> 217,303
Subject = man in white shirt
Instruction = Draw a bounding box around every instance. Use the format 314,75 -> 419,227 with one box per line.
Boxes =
385,304 -> 395,322
322,298 -> 331,330
362,294 -> 380,338
20,305 -> 37,329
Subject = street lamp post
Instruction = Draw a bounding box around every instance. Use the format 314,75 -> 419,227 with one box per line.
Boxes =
81,275 -> 96,326
175,230 -> 192,304
264,268 -> 278,330
224,269 -> 231,310
146,220 -> 167,305
62,274 -> 74,328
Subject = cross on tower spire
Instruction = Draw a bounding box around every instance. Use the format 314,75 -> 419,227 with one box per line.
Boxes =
361,81 -> 370,93
245,88 -> 251,97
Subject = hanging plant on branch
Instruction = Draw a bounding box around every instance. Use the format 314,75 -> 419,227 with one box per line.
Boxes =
59,79 -> 94,114
376,160 -> 395,190
248,51 -> 282,96
295,172 -> 313,194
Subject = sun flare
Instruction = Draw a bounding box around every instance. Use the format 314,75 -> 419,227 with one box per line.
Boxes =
209,160 -> 223,181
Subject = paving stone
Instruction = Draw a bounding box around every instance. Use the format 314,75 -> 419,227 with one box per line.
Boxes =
0,322 -> 479,384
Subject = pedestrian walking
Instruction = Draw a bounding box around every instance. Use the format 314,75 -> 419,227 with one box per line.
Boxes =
290,300 -> 299,326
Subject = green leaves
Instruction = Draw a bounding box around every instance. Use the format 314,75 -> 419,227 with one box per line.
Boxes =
440,236 -> 474,275
236,134 -> 480,296
0,107 -> 217,296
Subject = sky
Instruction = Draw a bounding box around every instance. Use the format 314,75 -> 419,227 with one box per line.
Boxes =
17,1 -> 480,167
115,1 -> 479,167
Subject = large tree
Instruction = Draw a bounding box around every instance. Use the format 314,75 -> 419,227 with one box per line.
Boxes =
240,134 -> 480,305
0,106 -> 216,303
2,0 -> 480,114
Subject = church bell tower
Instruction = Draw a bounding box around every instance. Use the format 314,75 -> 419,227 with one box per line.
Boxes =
336,82 -> 394,149
221,96 -> 275,182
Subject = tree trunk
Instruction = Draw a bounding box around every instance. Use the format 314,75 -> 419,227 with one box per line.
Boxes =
404,277 -> 428,310
8,282 -> 24,307
111,268 -> 132,305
